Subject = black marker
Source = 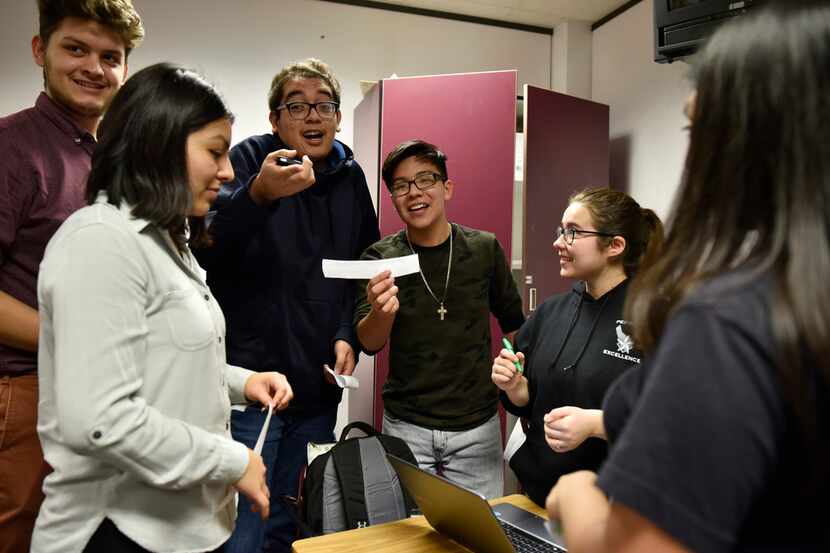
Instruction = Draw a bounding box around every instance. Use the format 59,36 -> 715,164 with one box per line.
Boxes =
276,156 -> 303,166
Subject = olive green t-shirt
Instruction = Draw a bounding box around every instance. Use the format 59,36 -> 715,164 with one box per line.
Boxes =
354,224 -> 525,430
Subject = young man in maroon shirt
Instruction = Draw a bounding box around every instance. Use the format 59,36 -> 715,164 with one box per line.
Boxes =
0,2 -> 142,551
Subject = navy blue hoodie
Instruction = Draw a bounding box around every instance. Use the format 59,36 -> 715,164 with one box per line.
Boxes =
195,133 -> 379,415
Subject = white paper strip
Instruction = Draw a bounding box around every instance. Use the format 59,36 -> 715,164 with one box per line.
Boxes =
253,404 -> 273,455
324,365 -> 360,389
322,254 -> 420,280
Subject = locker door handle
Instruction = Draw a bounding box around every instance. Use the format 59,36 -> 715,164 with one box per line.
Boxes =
528,287 -> 537,312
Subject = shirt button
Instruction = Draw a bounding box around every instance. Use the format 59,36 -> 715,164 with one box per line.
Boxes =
203,294 -> 210,300
92,430 -> 102,439
225,421 -> 230,430
218,336 -> 223,343
74,137 -> 81,144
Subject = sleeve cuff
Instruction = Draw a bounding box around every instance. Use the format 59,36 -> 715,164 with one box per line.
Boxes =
499,390 -> 532,418
499,312 -> 526,334
212,436 -> 250,484
334,324 -> 359,353
231,177 -> 275,219
226,364 -> 257,405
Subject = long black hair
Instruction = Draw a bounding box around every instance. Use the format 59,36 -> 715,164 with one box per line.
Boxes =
627,1 -> 830,486
86,62 -> 233,250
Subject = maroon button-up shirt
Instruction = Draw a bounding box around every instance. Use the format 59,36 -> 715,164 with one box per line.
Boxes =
0,92 -> 95,373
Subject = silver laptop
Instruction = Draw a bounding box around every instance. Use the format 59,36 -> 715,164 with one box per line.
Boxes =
388,455 -> 567,553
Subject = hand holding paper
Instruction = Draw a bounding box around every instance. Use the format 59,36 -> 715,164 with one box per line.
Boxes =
324,364 -> 359,389
322,254 -> 420,280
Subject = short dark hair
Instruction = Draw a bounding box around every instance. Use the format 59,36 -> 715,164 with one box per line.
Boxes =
381,140 -> 448,190
38,0 -> 144,57
267,58 -> 341,113
86,63 -> 233,250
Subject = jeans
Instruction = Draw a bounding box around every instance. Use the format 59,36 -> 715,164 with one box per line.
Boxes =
224,405 -> 337,553
382,410 -> 504,499
0,373 -> 50,553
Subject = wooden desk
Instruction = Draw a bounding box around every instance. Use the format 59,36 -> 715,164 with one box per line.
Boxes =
291,494 -> 545,553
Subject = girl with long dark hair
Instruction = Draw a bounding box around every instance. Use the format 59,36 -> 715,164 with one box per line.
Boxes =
545,3 -> 830,552
33,63 -> 293,553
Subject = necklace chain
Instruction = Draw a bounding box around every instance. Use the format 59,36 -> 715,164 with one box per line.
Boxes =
406,224 -> 453,320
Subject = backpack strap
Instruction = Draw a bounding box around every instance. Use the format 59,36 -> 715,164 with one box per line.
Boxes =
338,421 -> 380,441
330,438 -> 369,529
331,436 -> 412,528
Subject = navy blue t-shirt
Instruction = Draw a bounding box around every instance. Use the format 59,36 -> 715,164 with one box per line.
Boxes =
599,272 -> 829,552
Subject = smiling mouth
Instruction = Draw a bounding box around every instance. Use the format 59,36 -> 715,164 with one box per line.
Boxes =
408,203 -> 428,212
73,79 -> 106,90
303,130 -> 324,141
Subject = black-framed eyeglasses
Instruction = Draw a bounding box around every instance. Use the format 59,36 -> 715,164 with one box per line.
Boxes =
276,101 -> 339,120
555,226 -> 616,245
389,172 -> 443,198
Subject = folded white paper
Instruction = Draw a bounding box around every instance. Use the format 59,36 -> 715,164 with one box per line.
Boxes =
325,365 -> 359,389
322,254 -> 420,280
307,441 -> 336,465
253,404 -> 273,455
503,418 -> 527,462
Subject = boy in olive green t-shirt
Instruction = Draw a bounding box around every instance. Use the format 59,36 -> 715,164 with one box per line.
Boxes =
354,139 -> 524,499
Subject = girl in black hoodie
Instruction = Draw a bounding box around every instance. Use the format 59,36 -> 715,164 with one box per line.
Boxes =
493,188 -> 662,506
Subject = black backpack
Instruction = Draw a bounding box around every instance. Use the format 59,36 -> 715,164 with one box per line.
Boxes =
295,421 -> 418,536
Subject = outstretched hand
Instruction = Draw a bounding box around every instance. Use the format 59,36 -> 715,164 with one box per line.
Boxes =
244,371 -> 293,411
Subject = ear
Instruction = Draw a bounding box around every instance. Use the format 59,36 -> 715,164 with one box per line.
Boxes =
32,35 -> 46,68
443,178 -> 454,201
269,111 -> 280,134
605,235 -> 627,259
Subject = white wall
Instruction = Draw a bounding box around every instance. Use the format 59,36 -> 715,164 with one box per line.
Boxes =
1,0 -> 551,153
552,20 -> 592,100
592,0 -> 692,219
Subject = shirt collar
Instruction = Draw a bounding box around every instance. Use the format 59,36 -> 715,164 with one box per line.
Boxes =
35,92 -> 97,151
94,191 -> 153,233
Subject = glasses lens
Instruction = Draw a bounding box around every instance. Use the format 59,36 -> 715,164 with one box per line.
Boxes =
287,103 -> 309,119
390,181 -> 409,197
413,174 -> 437,190
556,227 -> 573,244
317,102 -> 337,117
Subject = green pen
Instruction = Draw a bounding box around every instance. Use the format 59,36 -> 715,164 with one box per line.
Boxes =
501,337 -> 524,374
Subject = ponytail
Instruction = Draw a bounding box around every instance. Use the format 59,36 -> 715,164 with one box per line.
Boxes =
627,207 -> 664,276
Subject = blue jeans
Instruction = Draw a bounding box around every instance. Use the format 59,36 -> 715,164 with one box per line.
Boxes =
382,411 -> 504,499
224,405 -> 337,553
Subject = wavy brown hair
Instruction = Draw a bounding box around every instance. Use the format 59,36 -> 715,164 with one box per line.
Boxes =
267,58 -> 341,112
38,0 -> 144,56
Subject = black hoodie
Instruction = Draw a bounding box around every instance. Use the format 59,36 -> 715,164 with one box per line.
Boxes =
500,279 -> 640,506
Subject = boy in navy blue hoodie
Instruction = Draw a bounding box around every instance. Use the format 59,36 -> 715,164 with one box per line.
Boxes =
195,58 -> 379,553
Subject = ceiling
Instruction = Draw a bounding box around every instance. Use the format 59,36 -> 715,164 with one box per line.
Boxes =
363,0 -> 634,29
